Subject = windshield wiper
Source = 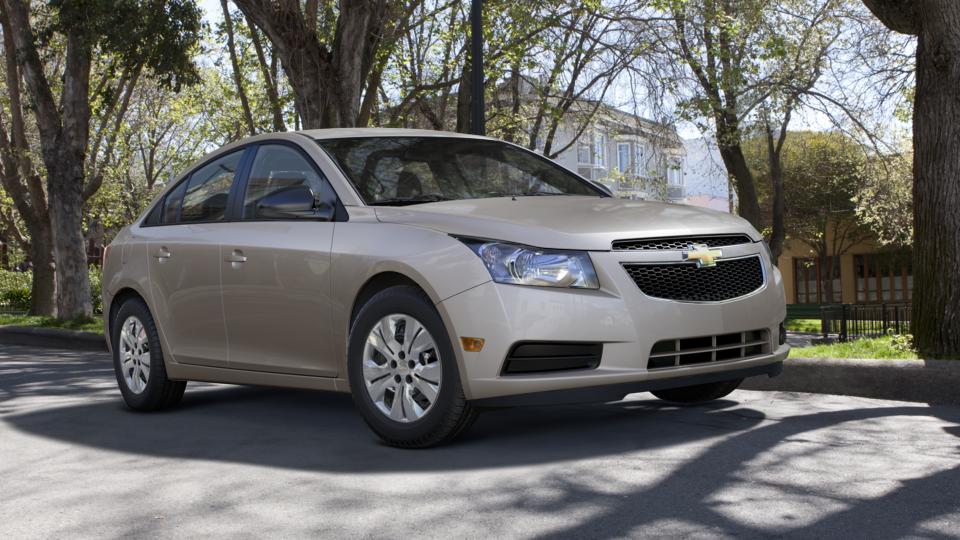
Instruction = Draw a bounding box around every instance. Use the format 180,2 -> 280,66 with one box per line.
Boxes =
371,194 -> 456,206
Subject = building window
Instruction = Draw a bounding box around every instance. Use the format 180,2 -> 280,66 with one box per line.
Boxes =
577,140 -> 591,165
593,132 -> 606,168
617,143 -> 631,173
634,143 -> 647,176
667,160 -> 683,185
854,253 -> 912,303
794,257 -> 841,304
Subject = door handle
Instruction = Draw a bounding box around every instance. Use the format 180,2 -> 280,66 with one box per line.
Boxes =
154,247 -> 171,260
224,249 -> 247,264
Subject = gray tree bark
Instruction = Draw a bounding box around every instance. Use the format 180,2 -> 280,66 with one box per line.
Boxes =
0,3 -> 57,316
3,0 -> 92,318
863,0 -> 960,358
233,0 -> 387,129
221,0 -> 256,136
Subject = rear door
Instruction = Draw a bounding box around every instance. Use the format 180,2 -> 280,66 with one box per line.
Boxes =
220,143 -> 339,376
145,149 -> 247,367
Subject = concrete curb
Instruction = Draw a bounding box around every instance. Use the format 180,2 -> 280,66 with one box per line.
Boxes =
742,357 -> 960,406
0,326 -> 107,351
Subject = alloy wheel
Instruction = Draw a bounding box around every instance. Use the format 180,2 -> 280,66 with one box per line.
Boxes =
362,313 -> 442,423
119,315 -> 151,394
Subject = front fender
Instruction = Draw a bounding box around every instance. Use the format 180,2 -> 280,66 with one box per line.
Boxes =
329,222 -> 492,382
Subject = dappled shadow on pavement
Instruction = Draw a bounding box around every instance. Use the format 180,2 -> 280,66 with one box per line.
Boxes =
4,380 -> 770,473
3,344 -> 960,537
0,346 -> 114,407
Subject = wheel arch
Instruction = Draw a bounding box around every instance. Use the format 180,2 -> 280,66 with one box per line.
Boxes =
106,287 -> 148,350
349,271 -> 431,330
344,269 -> 475,398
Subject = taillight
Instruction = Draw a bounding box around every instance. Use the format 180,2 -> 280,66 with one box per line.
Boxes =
102,244 -> 112,267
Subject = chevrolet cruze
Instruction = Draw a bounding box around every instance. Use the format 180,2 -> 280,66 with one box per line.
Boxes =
102,128 -> 788,447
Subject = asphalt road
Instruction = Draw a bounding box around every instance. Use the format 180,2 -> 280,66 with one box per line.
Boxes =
2,344 -> 959,539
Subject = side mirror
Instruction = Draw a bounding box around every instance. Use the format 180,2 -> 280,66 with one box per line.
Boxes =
591,180 -> 614,197
256,185 -> 334,220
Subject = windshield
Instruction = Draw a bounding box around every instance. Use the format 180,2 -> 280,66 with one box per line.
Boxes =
317,137 -> 604,205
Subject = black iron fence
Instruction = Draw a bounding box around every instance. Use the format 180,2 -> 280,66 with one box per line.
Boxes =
820,303 -> 912,341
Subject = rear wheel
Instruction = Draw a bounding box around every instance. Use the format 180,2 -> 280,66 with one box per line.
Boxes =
348,285 -> 477,448
651,378 -> 743,404
112,297 -> 186,411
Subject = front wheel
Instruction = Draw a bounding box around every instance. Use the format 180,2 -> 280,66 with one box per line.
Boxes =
651,378 -> 743,404
112,297 -> 186,411
348,285 -> 477,448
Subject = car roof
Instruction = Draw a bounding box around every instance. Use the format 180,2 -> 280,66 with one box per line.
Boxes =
298,127 -> 492,141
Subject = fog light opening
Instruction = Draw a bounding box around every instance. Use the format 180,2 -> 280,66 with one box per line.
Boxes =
460,337 -> 485,352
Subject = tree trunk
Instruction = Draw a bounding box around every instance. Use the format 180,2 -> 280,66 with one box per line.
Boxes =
766,129 -> 786,264
221,0 -> 256,136
716,142 -> 762,230
502,62 -> 522,143
234,0 -> 386,130
28,223 -> 57,316
246,14 -> 285,131
455,56 -> 472,133
47,154 -> 92,319
4,0 -> 94,319
910,1 -> 960,358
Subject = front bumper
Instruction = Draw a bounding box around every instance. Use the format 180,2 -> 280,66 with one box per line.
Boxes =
437,242 -> 788,401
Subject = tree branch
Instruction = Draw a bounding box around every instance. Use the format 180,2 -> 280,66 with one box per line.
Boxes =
861,0 -> 919,35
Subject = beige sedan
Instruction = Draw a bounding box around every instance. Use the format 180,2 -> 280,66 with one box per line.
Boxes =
102,129 -> 788,447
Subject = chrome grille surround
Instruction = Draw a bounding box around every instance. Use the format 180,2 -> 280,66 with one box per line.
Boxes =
612,234 -> 754,251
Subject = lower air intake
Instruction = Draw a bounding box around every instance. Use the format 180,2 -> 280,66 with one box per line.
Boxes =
648,329 -> 770,370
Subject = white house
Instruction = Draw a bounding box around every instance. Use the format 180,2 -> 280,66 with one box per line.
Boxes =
543,105 -> 686,203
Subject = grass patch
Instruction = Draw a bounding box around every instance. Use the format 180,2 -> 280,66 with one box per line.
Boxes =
0,314 -> 103,334
784,318 -> 821,333
789,335 -> 918,360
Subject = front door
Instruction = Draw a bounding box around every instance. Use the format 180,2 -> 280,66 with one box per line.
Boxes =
220,143 -> 338,376
145,149 -> 245,367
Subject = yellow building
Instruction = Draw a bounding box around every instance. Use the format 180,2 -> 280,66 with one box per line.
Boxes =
777,237 -> 913,306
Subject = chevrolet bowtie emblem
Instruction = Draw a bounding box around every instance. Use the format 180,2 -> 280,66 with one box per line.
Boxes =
682,243 -> 722,268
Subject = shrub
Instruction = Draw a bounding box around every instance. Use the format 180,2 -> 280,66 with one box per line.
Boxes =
889,333 -> 916,355
0,268 -> 104,314
0,270 -> 32,311
88,267 -> 103,314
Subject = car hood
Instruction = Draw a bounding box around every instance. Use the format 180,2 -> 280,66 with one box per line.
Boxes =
373,196 -> 760,251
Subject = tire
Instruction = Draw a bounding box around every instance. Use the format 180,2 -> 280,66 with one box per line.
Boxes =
348,285 -> 478,448
112,297 -> 186,411
651,378 -> 743,404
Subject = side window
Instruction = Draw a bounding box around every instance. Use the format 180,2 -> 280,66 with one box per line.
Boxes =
161,181 -> 187,224
242,144 -> 336,219
179,151 -> 243,223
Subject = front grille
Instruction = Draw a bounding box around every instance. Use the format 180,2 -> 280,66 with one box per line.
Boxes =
612,234 -> 753,251
502,342 -> 602,374
623,256 -> 764,302
648,329 -> 770,369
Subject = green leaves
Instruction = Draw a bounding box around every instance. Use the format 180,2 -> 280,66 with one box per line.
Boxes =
50,0 -> 203,90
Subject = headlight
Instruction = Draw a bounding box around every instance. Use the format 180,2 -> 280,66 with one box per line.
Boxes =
459,238 -> 600,289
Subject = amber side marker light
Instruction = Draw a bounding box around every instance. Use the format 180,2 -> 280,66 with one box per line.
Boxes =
460,337 -> 485,352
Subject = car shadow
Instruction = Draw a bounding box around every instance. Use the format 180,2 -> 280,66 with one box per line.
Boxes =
5,345 -> 960,536
2,344 -> 778,473
4,379 -> 769,472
